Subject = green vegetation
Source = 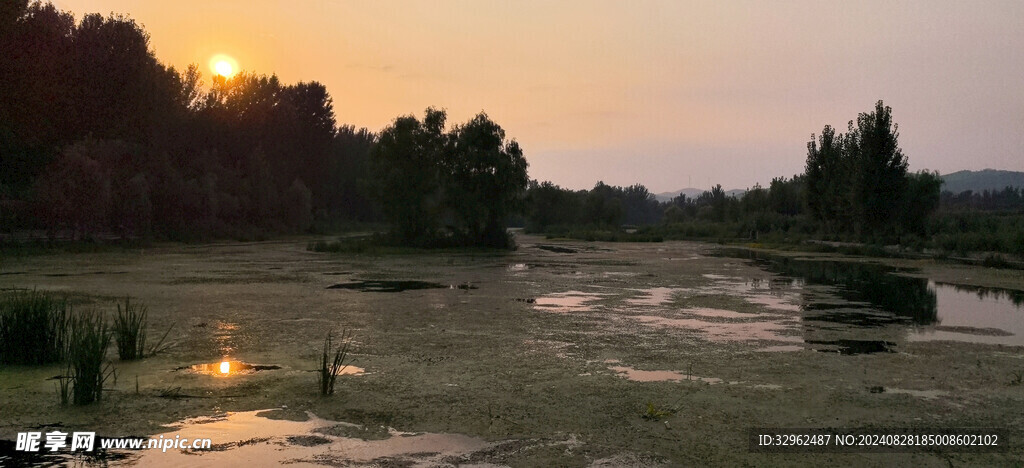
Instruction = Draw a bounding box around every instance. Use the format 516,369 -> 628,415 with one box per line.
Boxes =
371,108 -> 529,249
317,330 -> 352,396
0,290 -> 68,365
640,402 -> 678,421
113,297 -> 147,360
66,310 -> 115,405
522,101 -> 1024,262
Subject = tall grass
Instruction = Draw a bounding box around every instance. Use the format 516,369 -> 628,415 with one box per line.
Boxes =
112,297 -> 173,361
113,297 -> 147,360
67,311 -> 115,405
317,330 -> 351,396
0,290 -> 68,365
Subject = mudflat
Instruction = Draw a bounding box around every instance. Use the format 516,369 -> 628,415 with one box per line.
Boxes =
1,234 -> 1022,466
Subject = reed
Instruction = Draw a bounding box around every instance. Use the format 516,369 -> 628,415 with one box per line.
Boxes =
317,330 -> 352,396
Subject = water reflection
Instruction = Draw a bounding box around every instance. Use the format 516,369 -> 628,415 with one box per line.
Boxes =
716,248 -> 1024,349
533,290 -> 607,313
727,251 -> 938,325
187,360 -> 282,376
128,409 -> 490,467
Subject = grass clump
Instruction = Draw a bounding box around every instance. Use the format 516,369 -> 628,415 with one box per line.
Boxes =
113,297 -> 147,360
112,297 -> 174,361
0,290 -> 69,365
66,311 -> 116,405
317,330 -> 352,396
640,402 -> 678,421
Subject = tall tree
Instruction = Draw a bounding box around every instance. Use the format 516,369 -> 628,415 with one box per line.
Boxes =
444,112 -> 529,247
370,109 -> 447,245
850,101 -> 908,236
804,124 -> 851,233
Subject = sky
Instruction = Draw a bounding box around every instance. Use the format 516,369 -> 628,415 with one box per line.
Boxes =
53,0 -> 1024,193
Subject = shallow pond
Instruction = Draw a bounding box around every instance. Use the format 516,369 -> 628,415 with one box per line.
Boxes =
716,249 -> 1024,350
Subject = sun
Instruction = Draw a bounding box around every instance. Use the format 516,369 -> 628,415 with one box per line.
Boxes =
215,60 -> 233,77
209,54 -> 238,78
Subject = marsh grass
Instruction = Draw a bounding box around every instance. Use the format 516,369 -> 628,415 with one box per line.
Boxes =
66,311 -> 115,405
112,297 -> 174,360
317,330 -> 352,396
113,297 -> 147,360
0,290 -> 69,365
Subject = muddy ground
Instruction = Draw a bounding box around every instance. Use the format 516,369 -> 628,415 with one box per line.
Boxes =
1,234 -> 1022,466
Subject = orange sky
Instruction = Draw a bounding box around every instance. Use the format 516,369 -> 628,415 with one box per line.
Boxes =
53,1 -> 1024,192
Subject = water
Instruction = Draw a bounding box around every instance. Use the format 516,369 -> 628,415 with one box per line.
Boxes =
533,248 -> 1024,353
325,280 -> 448,292
718,249 -> 1024,349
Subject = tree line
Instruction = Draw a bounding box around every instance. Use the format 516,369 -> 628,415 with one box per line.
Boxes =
1,2 -> 532,247
2,2 -> 1016,254
1,2 -> 381,240
524,102 -> 952,247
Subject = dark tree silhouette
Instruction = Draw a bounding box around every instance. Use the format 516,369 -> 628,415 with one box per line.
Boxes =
444,112 -> 529,247
371,108 -> 528,248
850,101 -> 908,236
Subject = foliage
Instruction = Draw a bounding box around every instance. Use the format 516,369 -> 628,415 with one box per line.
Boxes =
640,402 -> 678,421
113,297 -> 146,361
371,108 -> 529,248
0,2 -> 377,240
66,310 -> 115,405
0,290 -> 68,365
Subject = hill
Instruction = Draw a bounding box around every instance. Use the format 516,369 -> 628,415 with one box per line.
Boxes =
941,169 -> 1024,194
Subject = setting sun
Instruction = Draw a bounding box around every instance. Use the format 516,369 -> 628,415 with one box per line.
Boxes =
209,54 -> 238,78
215,61 -> 233,77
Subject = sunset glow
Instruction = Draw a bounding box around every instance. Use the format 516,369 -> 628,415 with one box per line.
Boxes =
209,54 -> 237,78
50,0 -> 1024,191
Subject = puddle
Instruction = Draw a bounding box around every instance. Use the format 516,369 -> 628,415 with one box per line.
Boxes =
634,315 -> 801,343
626,287 -> 685,306
182,360 -> 283,376
507,263 -> 529,271
682,307 -> 760,319
124,409 -> 492,467
534,291 -> 606,313
608,365 -> 725,384
536,244 -> 577,254
326,280 -> 447,292
806,339 -> 894,355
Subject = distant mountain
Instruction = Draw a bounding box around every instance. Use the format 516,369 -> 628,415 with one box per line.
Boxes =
941,169 -> 1024,195
654,188 -> 746,202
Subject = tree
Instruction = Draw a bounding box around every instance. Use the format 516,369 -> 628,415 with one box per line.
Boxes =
804,124 -> 851,234
850,101 -> 908,236
370,108 -> 447,245
35,140 -> 112,239
444,112 -> 529,247
900,171 -> 942,236
282,178 -> 313,231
